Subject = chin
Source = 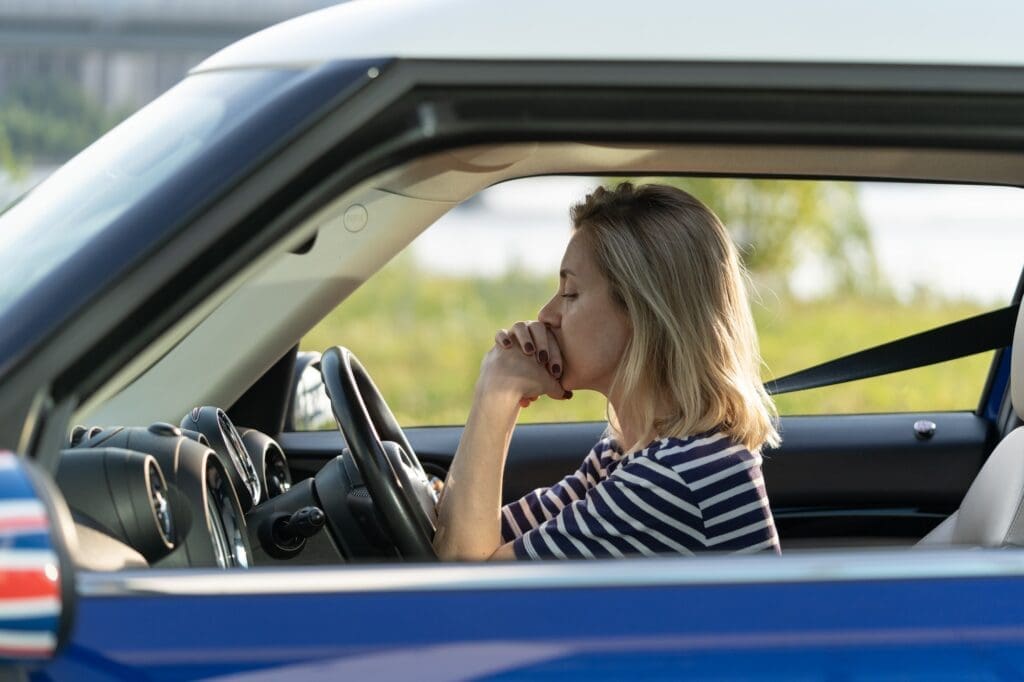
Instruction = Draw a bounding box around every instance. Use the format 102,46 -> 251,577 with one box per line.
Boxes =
560,374 -> 592,394
559,375 -> 578,392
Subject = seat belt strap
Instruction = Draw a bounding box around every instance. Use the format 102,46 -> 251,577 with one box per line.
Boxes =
765,304 -> 1018,396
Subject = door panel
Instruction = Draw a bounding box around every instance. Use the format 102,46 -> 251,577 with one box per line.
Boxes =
767,412 -> 992,544
47,560 -> 1024,680
278,409 -> 992,545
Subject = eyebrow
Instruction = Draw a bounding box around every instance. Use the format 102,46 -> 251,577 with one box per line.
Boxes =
559,268 -> 576,278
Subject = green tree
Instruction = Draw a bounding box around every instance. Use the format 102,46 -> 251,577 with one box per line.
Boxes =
0,125 -> 18,177
0,77 -> 128,164
609,177 -> 884,298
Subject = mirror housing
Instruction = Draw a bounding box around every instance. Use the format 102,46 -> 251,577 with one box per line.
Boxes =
0,451 -> 76,664
286,351 -> 334,432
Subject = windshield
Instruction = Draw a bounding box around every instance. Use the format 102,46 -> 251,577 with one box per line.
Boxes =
0,69 -> 295,315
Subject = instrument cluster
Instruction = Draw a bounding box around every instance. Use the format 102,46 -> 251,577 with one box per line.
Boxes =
60,406 -> 295,569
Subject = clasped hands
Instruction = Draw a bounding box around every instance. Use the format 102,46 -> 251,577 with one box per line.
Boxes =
481,321 -> 572,409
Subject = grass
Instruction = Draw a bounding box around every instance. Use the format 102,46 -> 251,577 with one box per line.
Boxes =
302,254 -> 996,427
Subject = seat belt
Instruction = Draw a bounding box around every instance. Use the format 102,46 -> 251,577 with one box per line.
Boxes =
765,304 -> 1018,396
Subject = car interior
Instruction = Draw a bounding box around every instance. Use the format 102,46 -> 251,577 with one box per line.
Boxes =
55,141 -> 1024,569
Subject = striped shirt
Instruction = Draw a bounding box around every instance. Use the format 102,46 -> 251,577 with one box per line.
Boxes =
500,431 -> 780,559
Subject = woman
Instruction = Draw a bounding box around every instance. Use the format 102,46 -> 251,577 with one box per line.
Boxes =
433,182 -> 781,561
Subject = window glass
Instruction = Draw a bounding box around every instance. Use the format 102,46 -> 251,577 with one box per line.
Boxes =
0,69 -> 295,316
300,177 -> 1023,428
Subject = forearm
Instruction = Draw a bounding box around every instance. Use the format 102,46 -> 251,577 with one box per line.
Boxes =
433,384 -> 520,561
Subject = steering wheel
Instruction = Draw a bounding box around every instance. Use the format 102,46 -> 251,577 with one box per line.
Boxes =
319,346 -> 437,560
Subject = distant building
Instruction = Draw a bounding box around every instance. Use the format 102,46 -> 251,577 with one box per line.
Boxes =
0,0 -> 340,111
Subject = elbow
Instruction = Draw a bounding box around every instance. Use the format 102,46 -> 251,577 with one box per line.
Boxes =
434,542 -> 496,562
433,528 -> 505,561
432,528 -> 483,562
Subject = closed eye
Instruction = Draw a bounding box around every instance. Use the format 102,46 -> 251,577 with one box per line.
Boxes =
561,293 -> 578,299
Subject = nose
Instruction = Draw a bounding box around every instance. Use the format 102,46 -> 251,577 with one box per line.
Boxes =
538,293 -> 560,327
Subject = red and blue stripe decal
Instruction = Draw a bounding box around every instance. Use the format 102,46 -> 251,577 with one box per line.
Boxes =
0,451 -> 62,660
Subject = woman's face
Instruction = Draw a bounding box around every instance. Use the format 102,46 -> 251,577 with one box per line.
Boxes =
538,231 -> 631,395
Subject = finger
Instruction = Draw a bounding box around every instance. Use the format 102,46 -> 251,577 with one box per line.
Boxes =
544,327 -> 564,378
519,398 -> 530,408
527,321 -> 549,366
494,329 -> 513,349
545,386 -> 572,401
510,321 -> 535,355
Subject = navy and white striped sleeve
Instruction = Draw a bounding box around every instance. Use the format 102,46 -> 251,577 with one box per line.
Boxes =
511,451 -> 706,559
500,439 -> 618,542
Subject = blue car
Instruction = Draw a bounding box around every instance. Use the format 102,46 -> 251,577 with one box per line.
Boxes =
5,0 -> 1024,678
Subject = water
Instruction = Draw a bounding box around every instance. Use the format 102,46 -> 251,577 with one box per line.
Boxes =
858,183 -> 1023,305
415,178 -> 1024,305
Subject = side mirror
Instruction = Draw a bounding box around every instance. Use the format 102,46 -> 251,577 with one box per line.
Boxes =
0,451 -> 76,665
285,351 -> 335,432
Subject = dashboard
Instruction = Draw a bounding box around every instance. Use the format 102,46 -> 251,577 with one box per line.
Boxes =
58,406 -> 313,570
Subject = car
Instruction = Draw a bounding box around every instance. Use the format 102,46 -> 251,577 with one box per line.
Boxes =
5,0 -> 1024,678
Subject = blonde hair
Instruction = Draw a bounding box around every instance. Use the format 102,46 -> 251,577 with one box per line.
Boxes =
571,182 -> 780,452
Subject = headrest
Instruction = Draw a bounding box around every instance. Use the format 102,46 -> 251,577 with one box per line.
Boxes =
1012,302 -> 1024,419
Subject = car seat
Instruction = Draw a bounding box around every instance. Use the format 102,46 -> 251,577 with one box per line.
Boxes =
917,302 -> 1024,547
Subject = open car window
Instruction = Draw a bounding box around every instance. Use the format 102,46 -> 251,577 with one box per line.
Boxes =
299,176 -> 1024,429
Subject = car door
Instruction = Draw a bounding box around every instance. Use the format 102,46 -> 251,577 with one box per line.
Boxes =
39,551 -> 1024,679
12,53 -> 1024,680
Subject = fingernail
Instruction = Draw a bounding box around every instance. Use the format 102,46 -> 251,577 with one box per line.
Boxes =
563,390 -> 573,399
538,350 -> 548,364
552,364 -> 561,377
524,342 -> 534,353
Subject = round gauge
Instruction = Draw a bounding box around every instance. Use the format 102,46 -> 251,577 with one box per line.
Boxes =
204,461 -> 249,569
147,460 -> 176,547
182,406 -> 262,510
240,429 -> 292,500
215,410 -> 262,505
265,450 -> 292,498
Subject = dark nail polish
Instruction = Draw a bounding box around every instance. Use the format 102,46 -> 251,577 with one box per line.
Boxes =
524,342 -> 534,353
538,350 -> 548,364
563,390 -> 573,399
552,364 -> 561,377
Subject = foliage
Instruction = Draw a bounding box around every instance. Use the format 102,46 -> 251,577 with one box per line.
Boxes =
609,177 -> 883,297
0,129 -> 18,179
0,77 -> 127,164
302,256 -> 990,428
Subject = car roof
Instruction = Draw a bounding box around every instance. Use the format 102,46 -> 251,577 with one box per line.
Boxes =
195,0 -> 1024,73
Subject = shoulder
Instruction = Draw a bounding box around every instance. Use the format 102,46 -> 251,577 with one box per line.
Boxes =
650,431 -> 763,491
593,436 -> 623,457
579,436 -> 625,478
